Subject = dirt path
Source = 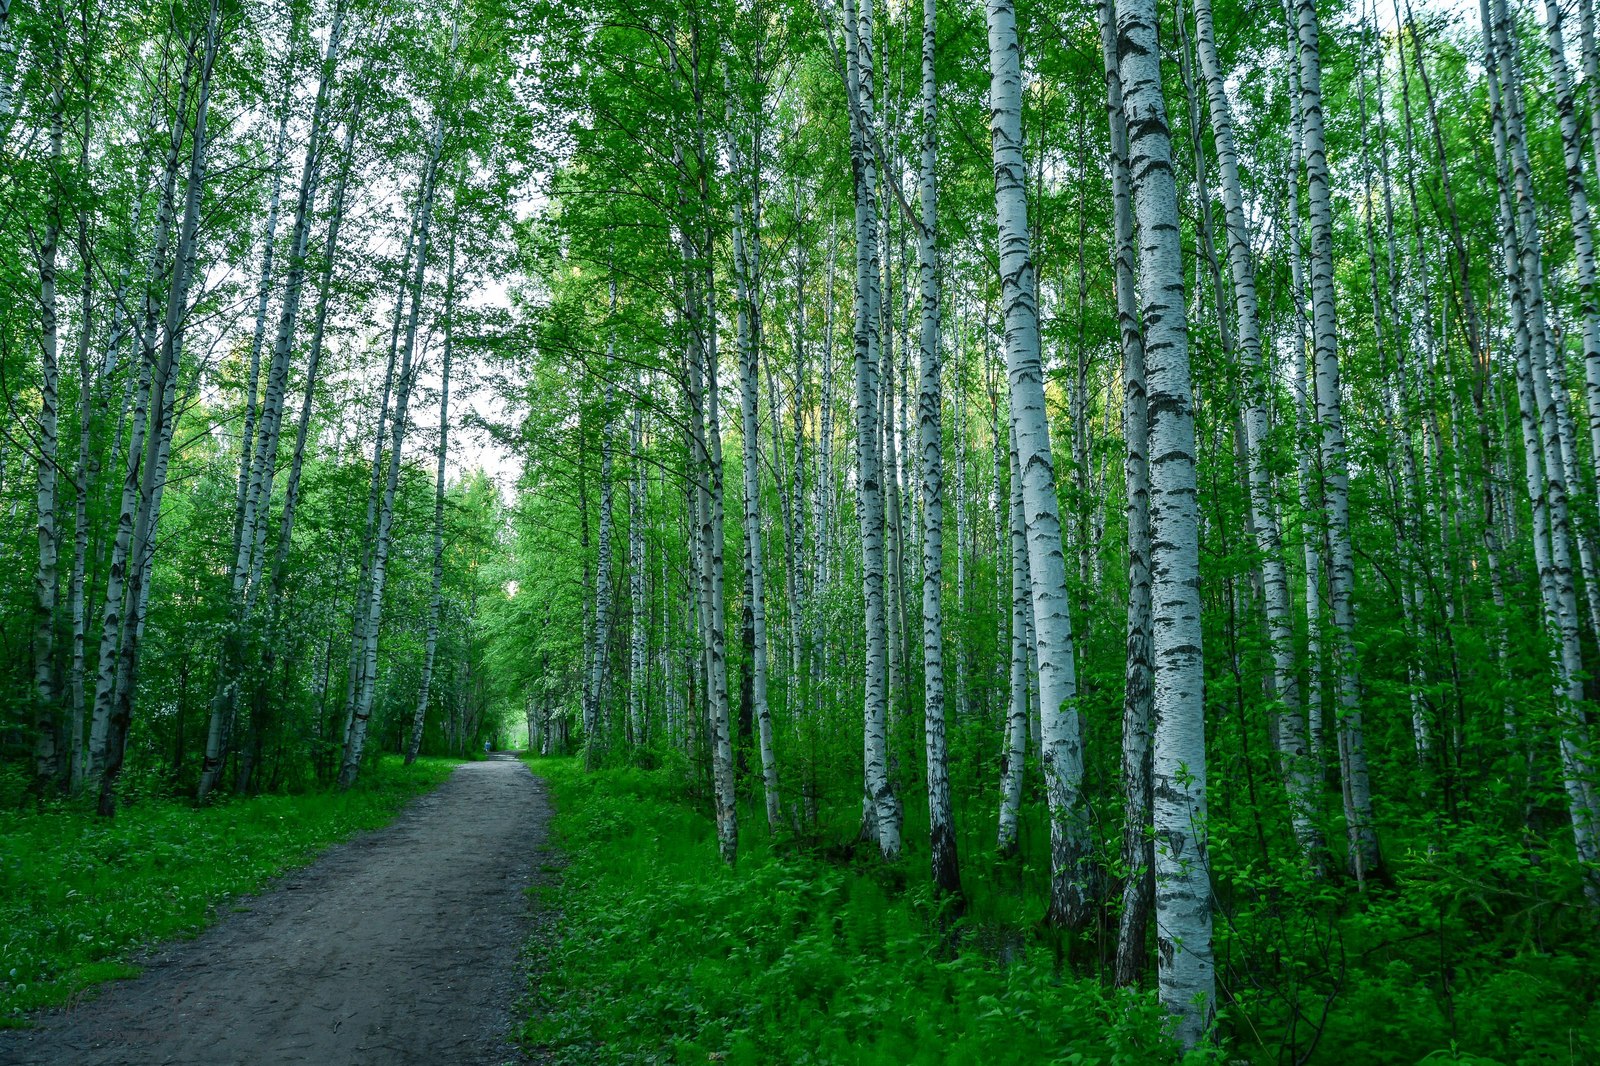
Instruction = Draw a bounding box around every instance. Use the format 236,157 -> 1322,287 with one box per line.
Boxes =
0,755 -> 550,1066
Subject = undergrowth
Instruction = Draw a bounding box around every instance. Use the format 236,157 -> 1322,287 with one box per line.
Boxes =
0,754 -> 457,1023
521,757 -> 1600,1066
520,757 -> 1212,1066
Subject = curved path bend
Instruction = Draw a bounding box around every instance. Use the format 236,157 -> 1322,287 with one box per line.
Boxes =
0,755 -> 549,1066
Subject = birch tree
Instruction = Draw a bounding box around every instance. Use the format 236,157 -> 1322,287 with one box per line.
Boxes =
1115,0 -> 1212,1041
984,0 -> 1090,926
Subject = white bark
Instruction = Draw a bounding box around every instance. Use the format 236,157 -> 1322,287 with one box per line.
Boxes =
916,0 -> 956,895
997,423 -> 1028,856
1099,0 -> 1153,988
265,67 -> 371,603
629,386 -> 646,746
1485,0 -> 1600,898
31,56 -> 65,787
585,278 -> 618,761
230,72 -> 293,584
198,3 -> 345,801
1297,0 -> 1379,880
99,0 -> 221,812
86,27 -> 195,784
1116,0 -> 1212,1042
408,233 -> 457,766
0,0 -> 15,136
843,0 -> 899,860
727,83 -> 781,831
339,72 -> 450,788
985,0 -> 1090,924
1192,0 -> 1319,866
239,0 -> 344,608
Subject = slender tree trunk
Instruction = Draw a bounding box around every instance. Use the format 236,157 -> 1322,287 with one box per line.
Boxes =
585,277 -> 618,764
843,0 -> 899,860
231,66 -> 295,585
99,0 -> 221,814
1099,0 -> 1153,988
1297,0 -> 1381,880
1483,0 -> 1600,898
198,2 -> 346,801
915,0 -> 957,897
31,38 -> 66,790
997,423 -> 1029,856
1116,0 -> 1213,1041
726,73 -> 781,829
985,0 -> 1090,925
408,232 -> 457,765
1193,0 -> 1320,867
67,133 -> 95,796
629,384 -> 646,747
264,65 -> 371,607
340,56 -> 452,787
1280,9 -> 1325,771
86,41 -> 191,783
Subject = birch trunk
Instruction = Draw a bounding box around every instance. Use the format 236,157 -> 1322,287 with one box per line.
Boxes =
585,278 -> 618,763
31,52 -> 65,788
407,232 -> 457,765
699,40 -> 738,858
1281,10 -> 1325,769
339,73 -> 450,788
337,194 -> 421,756
997,423 -> 1029,856
1192,0 -> 1319,865
673,18 -> 736,859
99,0 -> 221,813
67,183 -> 94,794
239,0 -> 345,606
843,0 -> 899,860
985,0 -> 1090,925
1297,0 -> 1380,880
1573,0 -> 1600,480
264,66 -> 370,604
198,2 -> 346,801
1485,0 -> 1600,896
629,385 -> 646,746
0,0 -> 14,137
726,79 -> 781,830
915,0 -> 957,896
1116,0 -> 1213,1040
230,71 -> 294,579
1540,0 -> 1600,644
86,52 -> 188,782
1098,0 -> 1153,988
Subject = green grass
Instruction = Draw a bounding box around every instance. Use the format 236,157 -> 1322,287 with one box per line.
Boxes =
520,755 -> 1600,1066
519,757 -> 1203,1066
0,755 -> 458,1023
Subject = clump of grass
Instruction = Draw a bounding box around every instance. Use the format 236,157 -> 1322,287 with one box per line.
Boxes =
0,755 -> 457,1023
520,757 -> 1199,1066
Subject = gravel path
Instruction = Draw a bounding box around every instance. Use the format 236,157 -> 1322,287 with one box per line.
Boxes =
0,755 -> 549,1066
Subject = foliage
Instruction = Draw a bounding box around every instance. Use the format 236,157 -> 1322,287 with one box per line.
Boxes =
522,751 -> 1600,1064
523,757 -> 1222,1066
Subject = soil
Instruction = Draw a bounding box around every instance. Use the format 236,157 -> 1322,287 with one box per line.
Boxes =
0,754 -> 551,1066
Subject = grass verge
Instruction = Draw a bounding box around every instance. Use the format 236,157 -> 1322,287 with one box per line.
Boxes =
0,755 -> 458,1023
520,757 -> 1207,1066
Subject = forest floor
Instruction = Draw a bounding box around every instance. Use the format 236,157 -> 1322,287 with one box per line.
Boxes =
0,754 -> 550,1066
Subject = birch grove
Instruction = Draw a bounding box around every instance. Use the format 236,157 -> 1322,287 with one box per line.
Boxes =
7,0 -> 1600,1055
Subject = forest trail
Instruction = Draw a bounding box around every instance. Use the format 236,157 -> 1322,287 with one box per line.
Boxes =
0,756 -> 549,1066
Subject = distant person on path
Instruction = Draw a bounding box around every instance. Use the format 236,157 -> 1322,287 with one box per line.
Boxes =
484,740 -> 490,755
